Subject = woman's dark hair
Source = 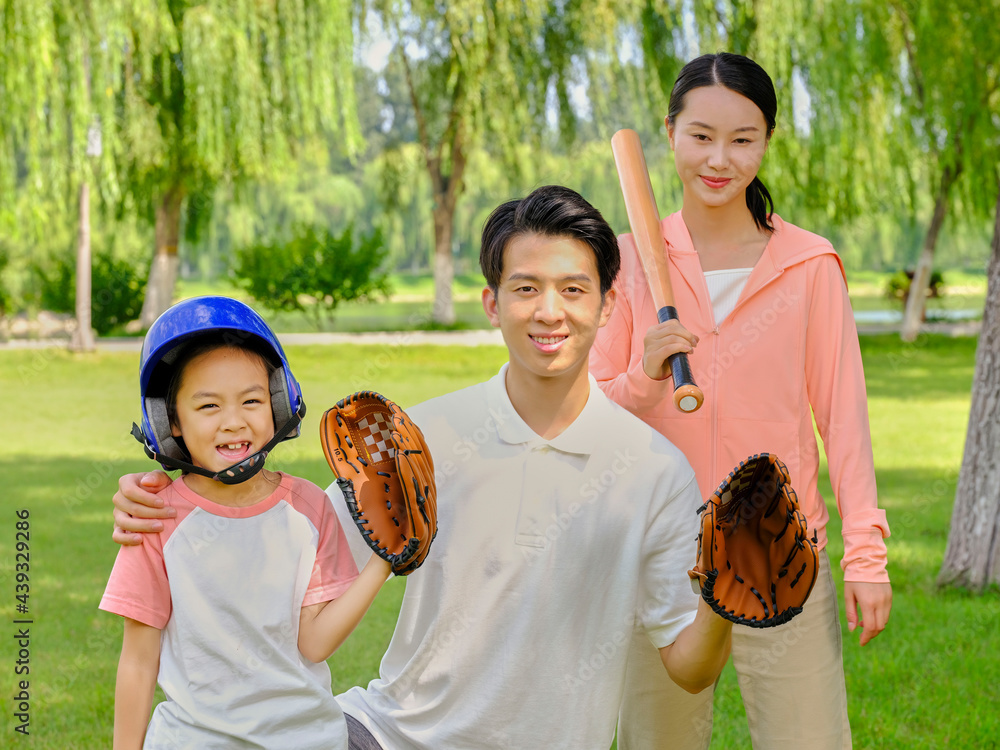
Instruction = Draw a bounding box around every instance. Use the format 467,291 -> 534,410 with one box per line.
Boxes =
667,53 -> 777,233
479,185 -> 620,296
165,332 -> 277,429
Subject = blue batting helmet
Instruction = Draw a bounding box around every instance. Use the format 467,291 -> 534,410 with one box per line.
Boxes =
134,296 -> 304,481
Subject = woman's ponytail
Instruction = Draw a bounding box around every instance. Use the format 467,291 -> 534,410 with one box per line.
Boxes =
746,176 -> 775,234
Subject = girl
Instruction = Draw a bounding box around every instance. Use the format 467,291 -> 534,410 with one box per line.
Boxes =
101,296 -> 391,749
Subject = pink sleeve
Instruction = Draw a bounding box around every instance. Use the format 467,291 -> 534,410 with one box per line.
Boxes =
295,480 -> 360,607
804,256 -> 890,583
100,536 -> 172,629
591,232 -> 673,411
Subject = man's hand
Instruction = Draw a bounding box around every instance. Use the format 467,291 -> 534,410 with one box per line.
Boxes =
844,581 -> 891,646
112,471 -> 175,546
642,320 -> 699,381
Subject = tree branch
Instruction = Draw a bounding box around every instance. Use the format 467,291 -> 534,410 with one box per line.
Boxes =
438,67 -> 467,204
395,33 -> 437,191
444,115 -> 467,212
892,1 -> 927,112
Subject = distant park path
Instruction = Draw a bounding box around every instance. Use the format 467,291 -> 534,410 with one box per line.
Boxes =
0,320 -> 982,351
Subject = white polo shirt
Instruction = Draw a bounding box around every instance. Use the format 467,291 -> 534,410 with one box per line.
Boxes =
334,365 -> 701,749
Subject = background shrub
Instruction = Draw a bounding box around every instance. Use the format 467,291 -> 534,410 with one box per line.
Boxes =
885,268 -> 945,304
234,223 -> 390,328
32,251 -> 147,335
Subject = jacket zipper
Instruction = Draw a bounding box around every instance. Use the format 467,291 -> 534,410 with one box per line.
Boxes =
710,325 -> 720,486
699,266 -> 784,488
696,267 -> 721,488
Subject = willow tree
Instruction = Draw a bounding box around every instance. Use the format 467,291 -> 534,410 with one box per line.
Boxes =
0,1 -> 120,349
821,0 -> 1000,340
370,0 -> 631,324
881,1 -> 999,339
114,0 -> 360,326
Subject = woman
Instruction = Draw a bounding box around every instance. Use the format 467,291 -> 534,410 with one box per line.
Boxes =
591,53 -> 891,749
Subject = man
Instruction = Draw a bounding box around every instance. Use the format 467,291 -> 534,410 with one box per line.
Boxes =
112,185 -> 732,748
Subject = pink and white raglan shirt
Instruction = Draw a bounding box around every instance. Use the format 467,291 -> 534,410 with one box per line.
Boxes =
100,473 -> 359,749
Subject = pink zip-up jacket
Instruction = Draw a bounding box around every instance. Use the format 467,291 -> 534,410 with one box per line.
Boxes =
591,211 -> 890,583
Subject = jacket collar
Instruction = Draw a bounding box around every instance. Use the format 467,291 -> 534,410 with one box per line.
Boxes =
663,211 -> 846,303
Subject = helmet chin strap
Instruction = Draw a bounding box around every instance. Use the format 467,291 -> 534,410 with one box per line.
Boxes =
131,401 -> 307,486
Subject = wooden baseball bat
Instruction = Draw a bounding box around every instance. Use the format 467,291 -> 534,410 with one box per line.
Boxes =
611,128 -> 704,413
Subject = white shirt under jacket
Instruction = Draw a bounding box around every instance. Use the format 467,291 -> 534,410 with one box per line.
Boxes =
332,364 -> 701,749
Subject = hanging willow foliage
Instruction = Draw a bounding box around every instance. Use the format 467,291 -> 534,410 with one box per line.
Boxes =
1,0 -> 361,245
1,1 -> 118,206
112,0 -> 361,186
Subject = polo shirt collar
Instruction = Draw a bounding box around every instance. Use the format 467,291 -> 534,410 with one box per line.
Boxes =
486,363 -> 609,456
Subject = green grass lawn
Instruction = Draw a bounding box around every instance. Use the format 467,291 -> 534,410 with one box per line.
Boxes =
847,269 -> 988,317
1,334 -> 996,747
170,269 -> 989,335
176,274 -> 494,333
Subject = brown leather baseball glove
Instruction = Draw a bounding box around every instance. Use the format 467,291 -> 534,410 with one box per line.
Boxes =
320,391 -> 437,576
689,453 -> 819,627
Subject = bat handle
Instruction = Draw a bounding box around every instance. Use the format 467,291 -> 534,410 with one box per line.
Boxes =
656,306 -> 705,413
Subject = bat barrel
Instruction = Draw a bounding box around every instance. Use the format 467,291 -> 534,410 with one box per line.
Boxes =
613,127 -> 705,414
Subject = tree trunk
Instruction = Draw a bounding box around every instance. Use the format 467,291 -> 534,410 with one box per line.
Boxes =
140,186 -> 185,328
69,179 -> 96,352
427,136 -> 468,326
901,164 -> 960,342
398,40 -> 468,327
431,202 -> 457,325
937,184 -> 1000,591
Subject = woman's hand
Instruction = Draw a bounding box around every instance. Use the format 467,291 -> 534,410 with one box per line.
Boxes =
843,581 -> 892,646
642,320 -> 699,380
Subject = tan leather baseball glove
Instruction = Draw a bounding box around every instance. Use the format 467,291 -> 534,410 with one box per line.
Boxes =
689,453 -> 819,627
320,391 -> 437,575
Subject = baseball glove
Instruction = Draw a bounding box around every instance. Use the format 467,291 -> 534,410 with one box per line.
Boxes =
689,454 -> 819,627
320,391 -> 437,576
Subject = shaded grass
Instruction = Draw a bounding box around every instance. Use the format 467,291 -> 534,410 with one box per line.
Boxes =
1,335 -> 996,747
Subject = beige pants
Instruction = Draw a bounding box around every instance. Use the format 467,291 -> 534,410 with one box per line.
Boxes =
617,553 -> 851,749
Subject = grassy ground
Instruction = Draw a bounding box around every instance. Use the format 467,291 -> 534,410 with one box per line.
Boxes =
0,334 -> 996,747
178,274 -> 493,333
706,333 -> 1000,749
172,269 -> 989,334
846,269 -> 988,317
